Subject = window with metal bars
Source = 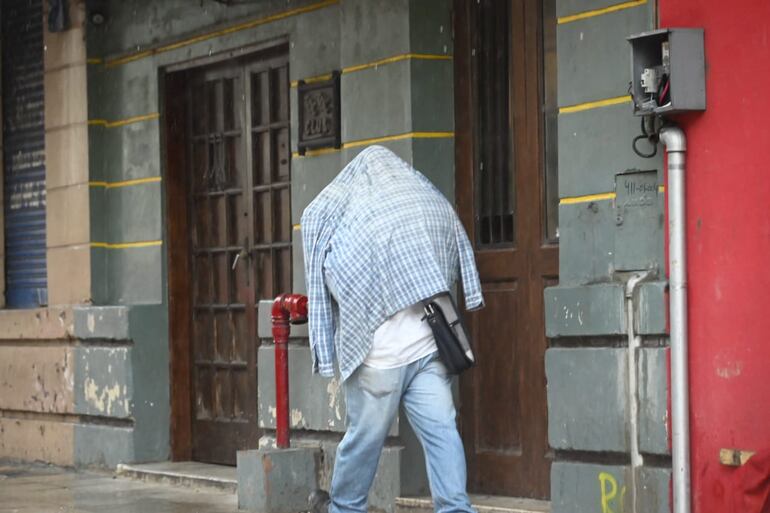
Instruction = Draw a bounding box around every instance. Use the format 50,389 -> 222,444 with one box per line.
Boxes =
542,0 -> 559,243
473,0 -> 514,247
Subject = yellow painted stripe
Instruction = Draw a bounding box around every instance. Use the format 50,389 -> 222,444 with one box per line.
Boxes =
291,53 -> 452,88
104,0 -> 338,68
87,58 -> 103,65
90,177 -> 162,189
91,240 -> 163,249
561,186 -> 665,205
292,147 -> 340,159
292,131 -> 455,159
290,73 -> 334,88
343,131 -> 454,149
343,53 -> 452,74
557,0 -> 647,24
560,192 -> 616,205
559,95 -> 631,114
89,113 -> 160,128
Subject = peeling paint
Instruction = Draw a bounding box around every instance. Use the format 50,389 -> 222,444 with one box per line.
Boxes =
0,347 -> 75,413
716,361 -> 743,379
87,313 -> 95,334
63,350 -> 74,389
326,377 -> 343,421
291,408 -> 305,427
83,378 -> 123,415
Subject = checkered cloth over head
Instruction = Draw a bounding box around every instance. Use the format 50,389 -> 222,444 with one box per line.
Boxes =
301,145 -> 484,380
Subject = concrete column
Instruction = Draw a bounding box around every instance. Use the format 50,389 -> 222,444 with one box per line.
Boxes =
44,0 -> 91,305
338,0 -> 454,197
544,1 -> 671,511
0,7 -> 4,308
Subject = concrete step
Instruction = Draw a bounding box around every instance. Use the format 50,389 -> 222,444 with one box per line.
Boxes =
396,495 -> 550,513
116,461 -> 237,493
114,464 -> 551,513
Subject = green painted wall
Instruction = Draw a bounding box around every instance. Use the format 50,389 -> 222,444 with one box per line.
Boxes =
83,0 -> 452,500
77,1 -> 673,509
71,304 -> 169,466
545,1 -> 671,511
85,0 -> 345,466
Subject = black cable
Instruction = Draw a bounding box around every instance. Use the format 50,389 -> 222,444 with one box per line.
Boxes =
632,116 -> 659,158
633,134 -> 657,158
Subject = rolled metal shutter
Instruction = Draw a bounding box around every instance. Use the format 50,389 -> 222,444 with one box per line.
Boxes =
2,0 -> 47,308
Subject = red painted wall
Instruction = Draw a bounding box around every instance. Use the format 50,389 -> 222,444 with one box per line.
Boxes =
658,1 -> 770,512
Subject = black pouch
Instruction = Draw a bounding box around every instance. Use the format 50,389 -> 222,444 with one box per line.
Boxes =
422,294 -> 475,374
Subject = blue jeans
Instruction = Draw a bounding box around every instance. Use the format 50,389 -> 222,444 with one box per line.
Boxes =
330,352 -> 474,513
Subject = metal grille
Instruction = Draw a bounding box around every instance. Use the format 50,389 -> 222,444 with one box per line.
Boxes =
250,63 -> 291,300
474,0 -> 514,247
2,0 -> 47,308
542,0 -> 559,242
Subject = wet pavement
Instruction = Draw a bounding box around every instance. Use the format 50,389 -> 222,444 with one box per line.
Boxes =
0,464 -> 240,513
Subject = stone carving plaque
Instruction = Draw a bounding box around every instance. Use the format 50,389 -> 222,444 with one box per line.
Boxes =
297,71 -> 341,155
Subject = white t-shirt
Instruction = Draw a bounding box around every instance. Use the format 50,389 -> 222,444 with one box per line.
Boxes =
363,296 -> 452,369
324,264 -> 446,370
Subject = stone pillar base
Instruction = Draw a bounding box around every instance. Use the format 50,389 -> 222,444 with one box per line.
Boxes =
237,447 -> 321,513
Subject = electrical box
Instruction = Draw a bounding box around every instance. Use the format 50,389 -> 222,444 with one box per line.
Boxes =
627,28 -> 705,116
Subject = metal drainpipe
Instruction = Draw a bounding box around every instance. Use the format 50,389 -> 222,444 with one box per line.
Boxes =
659,126 -> 691,513
625,270 -> 651,513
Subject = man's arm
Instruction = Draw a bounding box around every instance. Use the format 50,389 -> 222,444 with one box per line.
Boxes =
301,213 -> 336,377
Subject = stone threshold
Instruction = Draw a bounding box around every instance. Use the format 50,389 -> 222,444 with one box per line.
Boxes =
115,462 -> 551,513
116,461 -> 237,493
396,495 -> 550,513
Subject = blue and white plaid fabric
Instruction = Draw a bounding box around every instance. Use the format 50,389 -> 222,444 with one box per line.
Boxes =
301,146 -> 484,380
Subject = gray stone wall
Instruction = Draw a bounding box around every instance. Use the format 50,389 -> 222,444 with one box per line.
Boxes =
272,0 -> 453,503
84,0 -> 452,502
72,304 -> 169,466
544,1 -> 671,511
84,0 -> 346,468
75,1 -> 677,510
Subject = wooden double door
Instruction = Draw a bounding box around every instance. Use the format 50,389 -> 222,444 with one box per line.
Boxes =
454,0 -> 558,499
167,46 -> 292,465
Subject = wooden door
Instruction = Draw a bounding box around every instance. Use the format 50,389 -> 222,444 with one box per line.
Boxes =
454,0 -> 558,499
181,48 -> 291,465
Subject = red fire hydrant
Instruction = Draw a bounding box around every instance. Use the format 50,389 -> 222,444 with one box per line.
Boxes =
271,294 -> 308,448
